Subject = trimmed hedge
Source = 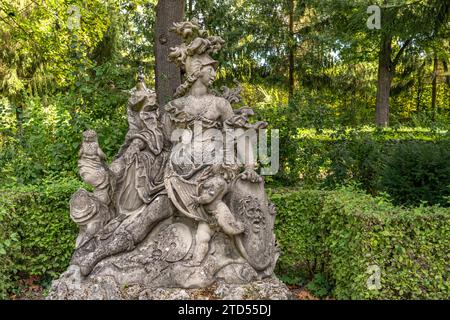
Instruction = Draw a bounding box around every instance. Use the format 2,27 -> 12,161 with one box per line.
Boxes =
0,178 -> 80,299
271,187 -> 450,299
0,180 -> 448,299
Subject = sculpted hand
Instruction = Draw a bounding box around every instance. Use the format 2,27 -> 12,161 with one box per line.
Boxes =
239,168 -> 262,183
189,195 -> 202,209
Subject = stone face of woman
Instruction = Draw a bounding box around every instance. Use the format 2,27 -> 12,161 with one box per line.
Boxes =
199,65 -> 216,87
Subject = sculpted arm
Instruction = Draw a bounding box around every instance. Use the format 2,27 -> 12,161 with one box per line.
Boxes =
220,99 -> 261,182
219,98 -> 235,123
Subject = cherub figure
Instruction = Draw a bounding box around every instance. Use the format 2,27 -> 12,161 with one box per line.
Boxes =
72,130 -> 115,249
187,174 -> 245,266
79,130 -> 106,161
78,130 -> 112,204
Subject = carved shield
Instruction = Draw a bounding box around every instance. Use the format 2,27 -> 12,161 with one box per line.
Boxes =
226,178 -> 276,271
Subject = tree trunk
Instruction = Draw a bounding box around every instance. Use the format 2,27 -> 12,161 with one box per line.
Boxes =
288,0 -> 295,102
188,0 -> 193,19
431,53 -> 438,121
443,59 -> 450,88
375,34 -> 393,127
155,0 -> 184,107
13,95 -> 23,140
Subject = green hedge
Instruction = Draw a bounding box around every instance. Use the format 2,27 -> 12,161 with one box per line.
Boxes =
0,178 -> 80,299
271,187 -> 450,299
1,180 -> 448,299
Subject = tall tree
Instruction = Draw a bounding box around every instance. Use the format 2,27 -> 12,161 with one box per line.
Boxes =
288,0 -> 295,102
375,0 -> 450,126
315,0 -> 449,126
416,60 -> 426,113
154,0 -> 184,106
431,52 -> 438,120
443,59 -> 450,88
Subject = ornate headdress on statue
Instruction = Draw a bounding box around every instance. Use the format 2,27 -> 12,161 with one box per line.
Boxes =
169,19 -> 225,97
128,67 -> 158,112
125,67 -> 159,135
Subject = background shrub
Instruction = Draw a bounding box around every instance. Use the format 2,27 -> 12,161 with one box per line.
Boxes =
323,129 -> 384,194
272,127 -> 450,208
379,140 -> 450,206
1,181 -> 448,299
0,177 -> 80,299
271,187 -> 450,299
324,189 -> 449,299
269,188 -> 328,284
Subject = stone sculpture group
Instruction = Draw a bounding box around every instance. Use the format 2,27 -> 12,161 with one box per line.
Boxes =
48,19 -> 291,300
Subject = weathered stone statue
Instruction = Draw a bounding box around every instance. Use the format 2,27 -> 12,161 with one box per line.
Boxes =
47,19 -> 291,300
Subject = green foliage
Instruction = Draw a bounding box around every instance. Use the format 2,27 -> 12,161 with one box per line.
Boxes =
324,130 -> 450,207
0,180 -> 448,299
0,94 -> 129,185
270,187 -> 450,299
323,129 -> 384,194
324,189 -> 449,299
380,140 -> 450,206
0,192 -> 21,299
0,0 -> 154,185
269,188 -> 328,281
0,177 -> 81,299
305,273 -> 332,298
263,126 -> 450,207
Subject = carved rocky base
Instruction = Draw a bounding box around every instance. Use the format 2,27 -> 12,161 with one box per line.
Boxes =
47,271 -> 292,300
140,277 -> 293,300
47,214 -> 287,300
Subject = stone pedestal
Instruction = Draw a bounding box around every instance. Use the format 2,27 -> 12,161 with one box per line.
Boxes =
48,273 -> 292,300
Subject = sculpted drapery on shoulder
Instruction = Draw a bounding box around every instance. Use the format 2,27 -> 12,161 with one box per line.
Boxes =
112,74 -> 169,215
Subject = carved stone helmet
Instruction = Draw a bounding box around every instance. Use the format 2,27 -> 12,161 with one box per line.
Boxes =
185,53 -> 218,77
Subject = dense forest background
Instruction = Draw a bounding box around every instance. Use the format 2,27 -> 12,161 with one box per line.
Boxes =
1,0 -> 449,192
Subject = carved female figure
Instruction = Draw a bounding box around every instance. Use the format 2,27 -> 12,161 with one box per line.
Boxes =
49,21 -> 282,298
163,23 -> 261,266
